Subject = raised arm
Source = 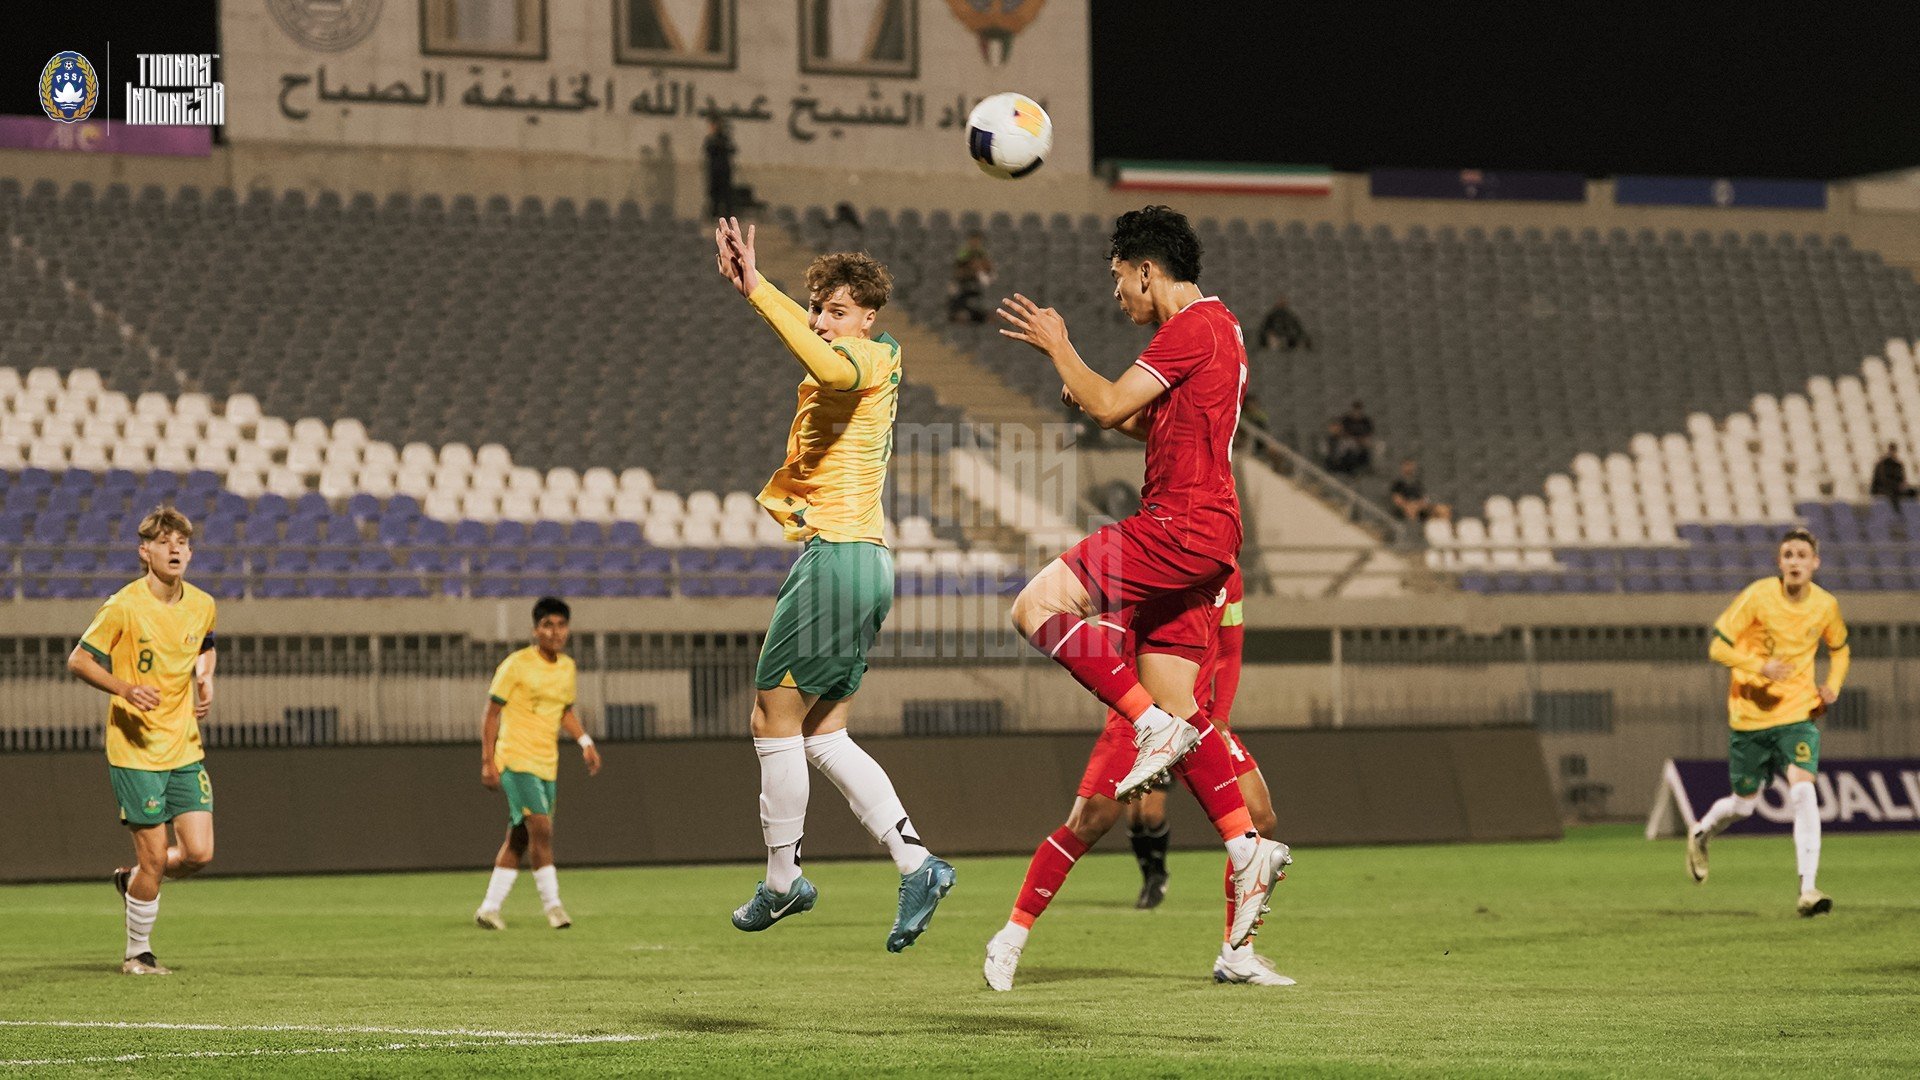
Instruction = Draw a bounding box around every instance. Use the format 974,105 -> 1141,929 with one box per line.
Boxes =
715,217 -> 865,391
1003,294 -> 1164,428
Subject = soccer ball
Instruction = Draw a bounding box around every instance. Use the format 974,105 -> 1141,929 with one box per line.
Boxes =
966,92 -> 1053,180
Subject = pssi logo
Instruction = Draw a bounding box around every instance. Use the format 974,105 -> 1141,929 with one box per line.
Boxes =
40,52 -> 99,123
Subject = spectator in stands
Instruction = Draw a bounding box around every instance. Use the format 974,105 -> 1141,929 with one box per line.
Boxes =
1390,459 -> 1451,522
948,231 -> 993,323
703,117 -> 737,219
1340,400 -> 1375,471
1322,419 -> 1361,474
832,202 -> 863,231
1871,443 -> 1915,509
1258,295 -> 1312,351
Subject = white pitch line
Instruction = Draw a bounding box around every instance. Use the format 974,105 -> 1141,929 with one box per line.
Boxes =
0,1019 -> 630,1040
0,1034 -> 659,1069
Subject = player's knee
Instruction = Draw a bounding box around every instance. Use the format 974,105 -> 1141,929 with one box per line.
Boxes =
178,844 -> 213,874
1731,794 -> 1760,817
1065,800 -> 1120,844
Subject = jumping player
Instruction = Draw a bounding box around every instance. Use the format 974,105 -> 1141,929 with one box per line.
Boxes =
997,205 -> 1288,948
66,507 -> 218,975
475,596 -> 602,930
1687,528 -> 1847,917
713,217 -> 955,951
985,567 -> 1293,989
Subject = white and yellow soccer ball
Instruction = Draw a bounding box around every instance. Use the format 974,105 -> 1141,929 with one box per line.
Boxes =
966,92 -> 1053,180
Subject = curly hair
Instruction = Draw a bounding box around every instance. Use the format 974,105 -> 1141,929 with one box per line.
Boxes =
806,251 -> 893,310
1108,205 -> 1202,285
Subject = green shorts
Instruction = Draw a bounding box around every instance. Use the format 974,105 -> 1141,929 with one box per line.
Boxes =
1728,720 -> 1821,796
110,762 -> 212,827
754,538 -> 894,700
501,769 -> 557,826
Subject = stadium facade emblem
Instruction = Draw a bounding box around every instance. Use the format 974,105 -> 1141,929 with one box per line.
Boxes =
40,52 -> 99,123
945,0 -> 1046,65
266,0 -> 385,53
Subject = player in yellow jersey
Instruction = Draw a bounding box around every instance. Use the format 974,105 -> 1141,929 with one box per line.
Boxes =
475,597 -> 601,929
713,217 -> 954,952
65,507 -> 218,975
1689,528 -> 1848,916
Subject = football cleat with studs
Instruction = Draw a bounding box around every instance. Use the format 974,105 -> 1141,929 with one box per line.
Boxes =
1228,838 -> 1291,948
474,907 -> 506,930
120,951 -> 171,976
1797,889 -> 1833,918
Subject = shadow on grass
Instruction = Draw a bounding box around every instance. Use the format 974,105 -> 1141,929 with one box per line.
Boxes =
652,1013 -> 767,1035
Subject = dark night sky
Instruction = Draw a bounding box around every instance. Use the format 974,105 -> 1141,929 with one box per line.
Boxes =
7,4 -> 1920,181
1090,1 -> 1920,179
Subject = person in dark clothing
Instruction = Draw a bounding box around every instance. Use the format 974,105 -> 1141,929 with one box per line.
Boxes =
1258,295 -> 1312,351
1870,443 -> 1915,510
1389,459 -> 1451,522
703,118 -> 736,219
1340,400 -> 1375,472
1322,419 -> 1360,474
948,231 -> 993,323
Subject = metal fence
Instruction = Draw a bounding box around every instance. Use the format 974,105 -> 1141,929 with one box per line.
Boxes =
6,620 -> 1914,823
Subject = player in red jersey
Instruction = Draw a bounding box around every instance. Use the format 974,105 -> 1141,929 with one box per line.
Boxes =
983,567 -> 1292,989
996,206 -> 1289,952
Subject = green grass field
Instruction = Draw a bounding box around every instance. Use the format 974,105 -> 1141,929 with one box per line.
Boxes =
1,825 -> 1916,1077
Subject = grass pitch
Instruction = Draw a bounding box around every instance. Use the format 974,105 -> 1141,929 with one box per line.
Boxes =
1,825 -> 1916,1077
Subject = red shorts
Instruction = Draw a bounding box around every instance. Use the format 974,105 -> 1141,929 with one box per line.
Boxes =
1061,515 -> 1233,664
1076,713 -> 1259,800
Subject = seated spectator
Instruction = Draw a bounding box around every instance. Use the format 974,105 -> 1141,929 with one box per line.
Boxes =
832,201 -> 863,230
1258,295 -> 1312,351
1870,443 -> 1915,510
1390,459 -> 1451,522
1340,400 -> 1375,472
948,231 -> 993,323
1322,419 -> 1362,474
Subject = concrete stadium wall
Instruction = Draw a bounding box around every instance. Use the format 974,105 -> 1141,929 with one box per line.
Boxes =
0,726 -> 1558,883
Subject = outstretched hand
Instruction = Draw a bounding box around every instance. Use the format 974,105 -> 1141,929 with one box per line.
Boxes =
714,216 -> 761,297
996,294 -> 1071,357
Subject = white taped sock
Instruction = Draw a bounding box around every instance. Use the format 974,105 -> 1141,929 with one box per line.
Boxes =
1132,704 -> 1177,734
1696,793 -> 1758,838
481,866 -> 517,911
804,729 -> 930,874
996,919 -> 1030,950
1224,832 -> 1259,869
1790,782 -> 1821,892
125,894 -> 159,959
757,735 -> 808,893
533,865 -> 561,908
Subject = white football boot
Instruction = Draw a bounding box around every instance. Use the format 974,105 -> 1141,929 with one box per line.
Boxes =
1228,838 -> 1291,947
1114,709 -> 1202,802
983,929 -> 1024,992
1213,945 -> 1296,986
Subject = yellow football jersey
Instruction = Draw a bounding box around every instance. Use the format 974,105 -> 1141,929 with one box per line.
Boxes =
1711,577 -> 1849,731
488,646 -> 576,782
747,279 -> 900,545
79,579 -> 217,771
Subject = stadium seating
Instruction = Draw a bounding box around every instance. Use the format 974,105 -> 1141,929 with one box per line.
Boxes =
794,207 -> 1920,521
1424,340 -> 1920,592
0,368 -> 1024,599
0,178 -> 1023,599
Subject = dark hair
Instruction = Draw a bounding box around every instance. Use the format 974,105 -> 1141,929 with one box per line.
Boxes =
1108,205 -> 1202,284
806,251 -> 892,310
533,596 -> 571,624
1780,528 -> 1818,554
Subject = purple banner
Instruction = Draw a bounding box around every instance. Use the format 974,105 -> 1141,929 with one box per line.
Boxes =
1655,758 -> 1920,835
1369,167 -> 1586,202
0,116 -> 210,157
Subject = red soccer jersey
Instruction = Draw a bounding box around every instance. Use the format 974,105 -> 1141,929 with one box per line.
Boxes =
1130,297 -> 1247,565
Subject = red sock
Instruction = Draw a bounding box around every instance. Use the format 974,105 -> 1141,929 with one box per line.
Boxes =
1222,858 -> 1236,942
1028,612 -> 1154,721
1011,826 -> 1090,925
1173,713 -> 1253,840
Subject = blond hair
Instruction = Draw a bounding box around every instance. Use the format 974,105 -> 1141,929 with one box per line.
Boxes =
137,506 -> 194,543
